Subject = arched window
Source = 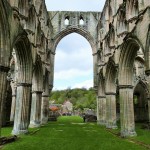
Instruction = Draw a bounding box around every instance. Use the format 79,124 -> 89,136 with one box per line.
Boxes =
79,16 -> 84,25
64,16 -> 69,25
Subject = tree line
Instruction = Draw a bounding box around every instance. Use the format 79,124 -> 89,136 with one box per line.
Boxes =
49,88 -> 97,110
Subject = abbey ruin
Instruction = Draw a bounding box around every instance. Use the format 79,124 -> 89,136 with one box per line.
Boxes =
0,0 -> 150,137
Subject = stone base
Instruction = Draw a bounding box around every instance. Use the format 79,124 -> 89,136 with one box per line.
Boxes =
97,120 -> 106,125
41,118 -> 48,125
121,130 -> 137,137
29,121 -> 41,128
12,129 -> 28,135
106,124 -> 118,129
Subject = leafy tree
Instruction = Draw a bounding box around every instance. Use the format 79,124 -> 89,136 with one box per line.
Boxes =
49,88 -> 97,110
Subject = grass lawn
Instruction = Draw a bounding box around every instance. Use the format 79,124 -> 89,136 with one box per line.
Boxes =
1,116 -> 149,150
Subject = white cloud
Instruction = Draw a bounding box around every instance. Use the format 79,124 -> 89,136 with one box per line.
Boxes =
72,79 -> 93,89
55,47 -> 93,72
55,68 -> 92,80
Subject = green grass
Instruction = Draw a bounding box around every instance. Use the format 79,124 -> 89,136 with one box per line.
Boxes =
1,116 -> 148,150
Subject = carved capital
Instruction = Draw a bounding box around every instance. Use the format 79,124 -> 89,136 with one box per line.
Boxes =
119,85 -> 133,89
17,83 -> 32,87
98,96 -> 106,98
105,92 -> 116,95
42,95 -> 49,97
32,91 -> 43,94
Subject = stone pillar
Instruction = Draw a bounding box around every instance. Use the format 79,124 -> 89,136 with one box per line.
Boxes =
10,82 -> 17,122
145,71 -> 150,123
119,85 -> 136,137
97,96 -> 106,125
148,99 -> 150,123
29,91 -> 42,128
12,83 -> 31,135
41,94 -> 49,124
0,66 -> 10,136
106,93 -> 117,129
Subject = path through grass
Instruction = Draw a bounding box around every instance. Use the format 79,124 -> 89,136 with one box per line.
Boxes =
1,116 -> 148,150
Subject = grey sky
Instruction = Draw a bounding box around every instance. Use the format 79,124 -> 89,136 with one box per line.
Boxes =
45,0 -> 105,12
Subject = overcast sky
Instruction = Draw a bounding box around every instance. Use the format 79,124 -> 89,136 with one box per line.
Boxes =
45,0 -> 105,12
45,0 -> 106,90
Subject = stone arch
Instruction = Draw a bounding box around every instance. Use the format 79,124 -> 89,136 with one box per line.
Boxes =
52,27 -> 96,54
29,56 -> 43,128
64,15 -> 70,25
134,80 -> 149,97
105,59 -> 118,129
97,71 -> 106,125
98,72 -> 105,97
118,37 -> 144,137
13,33 -> 32,84
52,27 -> 96,88
32,56 -> 43,92
12,33 -> 33,135
41,69 -> 50,124
105,59 -> 117,93
119,37 -> 144,86
133,80 -> 149,122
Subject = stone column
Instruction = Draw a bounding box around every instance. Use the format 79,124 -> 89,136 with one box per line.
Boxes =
41,94 -> 49,124
0,66 -> 10,136
29,91 -> 42,128
97,96 -> 106,125
106,92 -> 117,129
119,85 -> 136,137
12,83 -> 31,135
10,82 -> 17,122
148,98 -> 150,123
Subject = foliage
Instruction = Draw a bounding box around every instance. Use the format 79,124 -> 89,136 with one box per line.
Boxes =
49,88 -> 97,110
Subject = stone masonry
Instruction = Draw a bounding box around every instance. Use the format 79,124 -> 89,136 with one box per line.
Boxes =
0,0 -> 150,138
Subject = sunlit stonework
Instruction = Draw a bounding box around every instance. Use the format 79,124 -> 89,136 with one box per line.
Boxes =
0,0 -> 150,137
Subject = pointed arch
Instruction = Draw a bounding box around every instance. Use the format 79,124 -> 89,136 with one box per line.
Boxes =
52,27 -> 96,54
32,55 -> 43,92
105,59 -> 117,93
13,33 -> 33,84
119,37 -> 144,86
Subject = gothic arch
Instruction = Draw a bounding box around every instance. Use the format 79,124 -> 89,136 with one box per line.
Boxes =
32,56 -> 43,92
13,33 -> 32,84
52,27 -> 96,54
105,59 -> 117,93
98,72 -> 105,97
119,37 -> 145,85
97,71 -> 106,125
133,80 -> 149,97
118,36 -> 145,137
